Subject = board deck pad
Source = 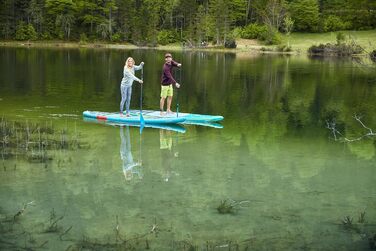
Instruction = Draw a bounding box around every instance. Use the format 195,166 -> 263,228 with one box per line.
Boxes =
83,110 -> 186,124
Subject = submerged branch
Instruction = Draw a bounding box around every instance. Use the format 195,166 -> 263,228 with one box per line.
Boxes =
13,201 -> 35,220
326,115 -> 376,142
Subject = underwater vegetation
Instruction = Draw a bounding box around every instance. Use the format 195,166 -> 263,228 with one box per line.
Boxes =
0,118 -> 87,166
216,199 -> 250,214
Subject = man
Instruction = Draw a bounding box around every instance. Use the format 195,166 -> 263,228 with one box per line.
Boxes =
160,53 -> 182,115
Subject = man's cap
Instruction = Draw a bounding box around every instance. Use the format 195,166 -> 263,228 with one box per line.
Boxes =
165,53 -> 172,58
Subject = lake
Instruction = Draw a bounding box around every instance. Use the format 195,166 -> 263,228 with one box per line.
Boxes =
0,47 -> 375,250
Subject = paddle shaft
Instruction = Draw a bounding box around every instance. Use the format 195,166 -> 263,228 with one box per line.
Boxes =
176,67 -> 181,117
140,67 -> 143,112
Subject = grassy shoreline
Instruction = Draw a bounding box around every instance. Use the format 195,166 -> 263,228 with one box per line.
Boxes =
1,30 -> 375,55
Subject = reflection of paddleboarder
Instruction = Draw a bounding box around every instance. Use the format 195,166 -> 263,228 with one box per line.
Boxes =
159,129 -> 179,182
120,126 -> 142,181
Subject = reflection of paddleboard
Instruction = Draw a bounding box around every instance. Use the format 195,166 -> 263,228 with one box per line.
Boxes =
181,121 -> 224,129
83,117 -> 186,133
83,110 -> 186,124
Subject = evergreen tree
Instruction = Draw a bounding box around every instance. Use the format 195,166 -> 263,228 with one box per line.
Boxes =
288,0 -> 319,32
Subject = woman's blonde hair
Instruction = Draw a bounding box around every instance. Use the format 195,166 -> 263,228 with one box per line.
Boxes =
125,57 -> 135,68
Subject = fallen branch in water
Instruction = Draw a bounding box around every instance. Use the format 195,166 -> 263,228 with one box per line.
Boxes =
59,226 -> 72,240
13,201 -> 35,220
326,115 -> 376,142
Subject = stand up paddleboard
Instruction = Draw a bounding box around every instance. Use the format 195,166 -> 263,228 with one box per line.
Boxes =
83,110 -> 223,124
83,110 -> 186,124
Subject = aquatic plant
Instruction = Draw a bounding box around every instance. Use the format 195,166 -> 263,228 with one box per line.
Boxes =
358,211 -> 366,223
216,199 -> 250,214
342,216 -> 353,226
0,118 -> 86,164
369,234 -> 376,249
217,199 -> 235,214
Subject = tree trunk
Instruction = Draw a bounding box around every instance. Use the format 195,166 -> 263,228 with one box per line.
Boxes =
109,7 -> 112,37
246,0 -> 252,25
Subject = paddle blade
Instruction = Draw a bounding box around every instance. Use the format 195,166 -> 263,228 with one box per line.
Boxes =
140,115 -> 145,134
140,112 -> 145,124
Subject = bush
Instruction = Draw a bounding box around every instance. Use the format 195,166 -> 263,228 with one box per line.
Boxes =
241,24 -> 268,39
370,50 -> 376,63
232,27 -> 243,39
323,15 -> 345,32
79,33 -> 88,44
224,38 -> 237,48
157,30 -> 178,45
259,27 -> 282,45
40,32 -> 52,40
308,42 -> 363,56
110,32 -> 122,43
336,32 -> 346,45
15,22 -> 37,41
276,44 -> 292,52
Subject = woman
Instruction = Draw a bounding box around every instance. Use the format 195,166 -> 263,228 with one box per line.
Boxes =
120,57 -> 144,116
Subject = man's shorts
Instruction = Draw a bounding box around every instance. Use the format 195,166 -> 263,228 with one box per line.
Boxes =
161,84 -> 173,98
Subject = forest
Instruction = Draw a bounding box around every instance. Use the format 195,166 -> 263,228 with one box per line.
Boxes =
0,0 -> 375,46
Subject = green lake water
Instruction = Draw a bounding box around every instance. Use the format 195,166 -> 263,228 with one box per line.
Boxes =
0,47 -> 376,250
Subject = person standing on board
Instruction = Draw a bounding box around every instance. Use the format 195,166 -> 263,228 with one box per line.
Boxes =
160,53 -> 181,115
120,57 -> 144,116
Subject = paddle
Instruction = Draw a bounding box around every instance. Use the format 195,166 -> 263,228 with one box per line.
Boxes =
140,66 -> 145,131
176,67 -> 181,118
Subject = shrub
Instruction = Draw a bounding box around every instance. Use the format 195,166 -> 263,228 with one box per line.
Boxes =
40,32 -> 52,40
224,38 -> 237,48
15,22 -> 37,41
110,32 -> 122,43
308,41 -> 363,56
370,50 -> 376,63
231,27 -> 242,39
79,33 -> 88,44
241,23 -> 268,39
323,15 -> 345,32
259,27 -> 282,45
336,32 -> 346,45
276,44 -> 292,52
157,30 -> 178,45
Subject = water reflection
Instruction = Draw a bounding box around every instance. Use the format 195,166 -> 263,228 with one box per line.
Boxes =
159,129 -> 179,182
120,126 -> 142,181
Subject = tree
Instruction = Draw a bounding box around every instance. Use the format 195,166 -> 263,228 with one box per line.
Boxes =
258,0 -> 286,31
209,0 -> 233,45
15,21 -> 37,40
27,0 -> 43,34
283,16 -> 293,46
45,0 -> 77,40
0,0 -> 15,39
288,0 -> 319,32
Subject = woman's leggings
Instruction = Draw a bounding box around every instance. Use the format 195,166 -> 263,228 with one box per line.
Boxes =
120,84 -> 132,114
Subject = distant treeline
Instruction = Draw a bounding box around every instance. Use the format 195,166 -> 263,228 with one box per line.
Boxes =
0,0 -> 375,46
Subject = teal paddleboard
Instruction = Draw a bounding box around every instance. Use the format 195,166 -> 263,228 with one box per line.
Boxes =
83,110 -> 186,124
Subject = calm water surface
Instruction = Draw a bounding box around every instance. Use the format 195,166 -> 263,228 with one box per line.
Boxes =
0,47 -> 376,250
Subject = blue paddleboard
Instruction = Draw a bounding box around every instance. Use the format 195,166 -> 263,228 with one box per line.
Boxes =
83,110 -> 186,124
